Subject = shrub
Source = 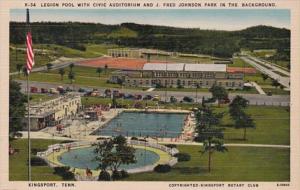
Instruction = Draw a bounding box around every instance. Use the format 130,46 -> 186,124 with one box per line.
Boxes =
53,166 -> 75,180
111,170 -> 122,180
131,137 -> 138,141
165,144 -> 177,149
120,170 -> 129,178
31,148 -> 47,155
98,170 -> 111,181
30,156 -> 48,166
174,153 -> 191,162
154,164 -> 171,173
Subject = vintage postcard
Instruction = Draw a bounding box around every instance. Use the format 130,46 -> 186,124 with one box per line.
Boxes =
0,0 -> 299,190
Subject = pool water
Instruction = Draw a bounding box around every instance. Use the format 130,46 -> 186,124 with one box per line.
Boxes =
59,146 -> 160,170
92,112 -> 187,138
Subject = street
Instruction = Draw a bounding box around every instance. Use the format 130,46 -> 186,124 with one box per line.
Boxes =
16,80 -> 290,106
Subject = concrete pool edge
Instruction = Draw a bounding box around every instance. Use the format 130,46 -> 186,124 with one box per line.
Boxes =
37,140 -> 178,180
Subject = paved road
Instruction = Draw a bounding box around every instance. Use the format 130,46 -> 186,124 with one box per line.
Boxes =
15,80 -> 290,106
10,62 -> 73,76
247,55 -> 290,77
241,56 -> 290,89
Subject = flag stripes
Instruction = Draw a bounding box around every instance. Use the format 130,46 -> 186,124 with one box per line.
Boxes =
26,32 -> 34,73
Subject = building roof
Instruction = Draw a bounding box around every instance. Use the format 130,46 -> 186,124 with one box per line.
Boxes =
143,63 -> 184,71
184,64 -> 226,72
143,63 -> 227,72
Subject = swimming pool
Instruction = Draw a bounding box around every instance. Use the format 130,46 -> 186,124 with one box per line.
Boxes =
91,111 -> 187,138
59,146 -> 160,170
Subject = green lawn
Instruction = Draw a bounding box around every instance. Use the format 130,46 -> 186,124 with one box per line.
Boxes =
262,88 -> 290,95
126,145 -> 290,181
230,57 -> 253,68
10,139 -> 289,181
9,138 -> 67,181
214,105 -> 290,145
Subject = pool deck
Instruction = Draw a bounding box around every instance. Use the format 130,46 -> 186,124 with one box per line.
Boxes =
38,108 -> 195,143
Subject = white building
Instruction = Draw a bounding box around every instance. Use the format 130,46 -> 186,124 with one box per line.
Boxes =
23,94 -> 82,131
110,63 -> 244,89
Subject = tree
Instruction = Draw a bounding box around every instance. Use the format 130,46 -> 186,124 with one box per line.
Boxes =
68,71 -> 75,84
58,68 -> 65,81
229,96 -> 255,140
93,135 -> 136,180
261,73 -> 269,81
194,106 -> 227,172
104,64 -> 108,74
234,111 -> 255,140
9,80 -> 27,138
46,63 -> 53,72
16,64 -> 23,77
229,95 -> 249,120
271,79 -> 280,89
209,85 -> 228,107
69,63 -> 74,72
96,67 -> 103,78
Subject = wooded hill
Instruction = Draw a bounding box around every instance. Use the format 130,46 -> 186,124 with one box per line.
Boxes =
10,22 -> 290,58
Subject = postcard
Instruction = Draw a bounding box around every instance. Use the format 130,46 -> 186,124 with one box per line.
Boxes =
0,0 -> 299,189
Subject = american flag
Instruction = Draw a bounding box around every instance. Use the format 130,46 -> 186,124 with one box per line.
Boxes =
26,32 -> 34,73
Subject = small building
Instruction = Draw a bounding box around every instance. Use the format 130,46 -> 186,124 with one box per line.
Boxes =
110,63 -> 244,89
23,94 -> 82,131
108,48 -> 172,59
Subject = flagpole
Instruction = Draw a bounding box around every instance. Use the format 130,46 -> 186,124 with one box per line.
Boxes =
26,8 -> 31,182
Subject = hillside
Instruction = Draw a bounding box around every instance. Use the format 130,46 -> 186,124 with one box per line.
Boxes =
10,22 -> 290,58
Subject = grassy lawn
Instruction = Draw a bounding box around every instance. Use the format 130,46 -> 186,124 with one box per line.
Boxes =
9,43 -> 119,72
244,73 -> 273,86
230,57 -> 253,68
126,145 -> 290,181
214,105 -> 290,145
9,138 -> 66,181
262,87 -> 290,95
10,139 -> 289,181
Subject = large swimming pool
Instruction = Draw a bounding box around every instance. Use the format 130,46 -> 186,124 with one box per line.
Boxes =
91,112 -> 187,138
59,146 -> 160,170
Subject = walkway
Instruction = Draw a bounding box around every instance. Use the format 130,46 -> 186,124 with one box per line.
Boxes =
250,82 -> 266,95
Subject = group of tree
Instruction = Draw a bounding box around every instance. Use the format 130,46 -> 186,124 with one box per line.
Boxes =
93,135 -> 136,181
10,22 -> 290,59
194,105 -> 227,172
229,96 -> 255,140
9,80 -> 27,139
209,84 -> 228,106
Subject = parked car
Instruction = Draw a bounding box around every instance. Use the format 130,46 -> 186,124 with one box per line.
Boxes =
143,95 -> 153,100
57,86 -> 65,94
66,87 -> 73,92
219,97 -> 231,104
41,88 -> 48,93
134,94 -> 142,100
78,88 -> 86,93
182,96 -> 194,103
49,88 -> 59,94
152,95 -> 160,101
104,89 -> 112,97
124,94 -> 134,99
170,96 -> 177,103
113,90 -> 120,98
30,87 -> 38,93
266,91 -> 273,96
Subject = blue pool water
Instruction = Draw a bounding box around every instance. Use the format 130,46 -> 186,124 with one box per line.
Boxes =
59,146 -> 160,170
91,112 -> 187,138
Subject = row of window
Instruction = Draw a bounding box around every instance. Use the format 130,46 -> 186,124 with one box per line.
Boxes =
127,79 -> 242,87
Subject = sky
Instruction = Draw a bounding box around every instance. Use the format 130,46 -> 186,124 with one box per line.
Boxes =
10,9 -> 290,31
